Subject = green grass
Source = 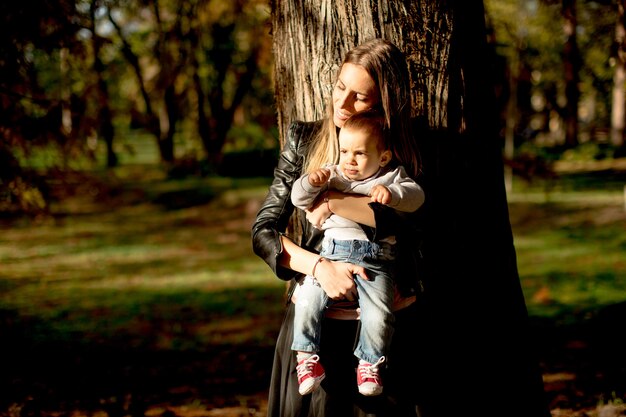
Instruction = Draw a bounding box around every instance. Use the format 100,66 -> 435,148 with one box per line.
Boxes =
508,172 -> 626,322
1,164 -> 625,415
1,165 -> 625,353
0,169 -> 285,352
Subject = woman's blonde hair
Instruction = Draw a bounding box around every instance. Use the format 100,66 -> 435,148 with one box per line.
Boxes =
304,38 -> 420,178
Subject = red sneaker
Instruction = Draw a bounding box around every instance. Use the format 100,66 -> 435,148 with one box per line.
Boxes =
296,354 -> 326,395
356,356 -> 385,396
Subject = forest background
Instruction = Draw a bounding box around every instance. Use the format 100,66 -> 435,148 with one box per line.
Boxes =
1,0 -> 626,416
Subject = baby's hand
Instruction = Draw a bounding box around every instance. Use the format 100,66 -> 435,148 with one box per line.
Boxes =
370,185 -> 392,205
308,168 -> 331,187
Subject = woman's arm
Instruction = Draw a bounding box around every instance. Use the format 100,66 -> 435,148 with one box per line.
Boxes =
305,192 -> 375,229
280,236 -> 366,301
252,121 -> 367,300
327,192 -> 375,226
306,190 -> 407,242
252,122 -> 313,281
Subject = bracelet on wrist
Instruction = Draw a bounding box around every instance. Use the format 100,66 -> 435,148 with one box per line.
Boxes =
312,256 -> 326,277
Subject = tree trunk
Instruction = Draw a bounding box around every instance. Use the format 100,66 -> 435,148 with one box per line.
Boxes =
611,0 -> 626,147
271,0 -> 451,141
91,0 -> 117,168
562,0 -> 580,148
271,1 -> 550,416
108,4 -> 175,164
189,11 -> 261,171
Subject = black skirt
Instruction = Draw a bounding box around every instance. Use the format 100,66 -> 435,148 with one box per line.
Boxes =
266,302 -> 422,417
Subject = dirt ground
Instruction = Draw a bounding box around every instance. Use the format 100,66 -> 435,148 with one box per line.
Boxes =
2,301 -> 626,417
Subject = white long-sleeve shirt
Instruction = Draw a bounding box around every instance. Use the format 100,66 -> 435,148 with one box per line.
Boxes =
291,164 -> 425,241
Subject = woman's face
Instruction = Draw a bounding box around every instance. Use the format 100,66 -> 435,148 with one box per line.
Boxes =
332,63 -> 380,128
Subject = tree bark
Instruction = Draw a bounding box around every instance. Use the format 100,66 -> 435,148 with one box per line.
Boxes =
271,0 -> 452,141
271,1 -> 550,416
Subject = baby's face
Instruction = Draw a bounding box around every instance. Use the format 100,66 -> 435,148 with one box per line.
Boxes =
338,128 -> 388,181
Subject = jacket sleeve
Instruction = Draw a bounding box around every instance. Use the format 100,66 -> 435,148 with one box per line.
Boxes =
362,203 -> 401,242
251,121 -> 315,281
366,203 -> 425,297
363,199 -> 422,242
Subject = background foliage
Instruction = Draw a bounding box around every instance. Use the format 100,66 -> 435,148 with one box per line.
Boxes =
1,0 -> 626,415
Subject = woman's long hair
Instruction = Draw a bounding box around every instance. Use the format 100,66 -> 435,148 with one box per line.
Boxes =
304,38 -> 420,178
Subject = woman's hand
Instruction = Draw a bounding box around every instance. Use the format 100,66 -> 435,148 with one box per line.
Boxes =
314,258 -> 369,301
306,192 -> 332,229
278,233 -> 368,301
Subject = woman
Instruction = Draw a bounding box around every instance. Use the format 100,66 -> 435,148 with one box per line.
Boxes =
252,38 -> 424,417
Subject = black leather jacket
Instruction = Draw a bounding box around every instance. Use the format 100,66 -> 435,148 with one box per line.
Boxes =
251,120 -> 423,300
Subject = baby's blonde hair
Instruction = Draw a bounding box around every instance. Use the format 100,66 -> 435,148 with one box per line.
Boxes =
340,109 -> 390,153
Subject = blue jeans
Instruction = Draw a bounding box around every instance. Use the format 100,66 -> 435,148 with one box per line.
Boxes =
292,237 -> 396,364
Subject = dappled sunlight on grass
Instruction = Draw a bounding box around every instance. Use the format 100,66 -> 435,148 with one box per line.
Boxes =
2,168 -> 624,339
508,190 -> 624,205
1,166 -> 625,415
507,173 -> 626,412
1,281 -> 285,351
509,183 -> 626,320
0,175 -> 282,354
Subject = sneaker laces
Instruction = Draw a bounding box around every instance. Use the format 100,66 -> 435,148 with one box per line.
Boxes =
296,354 -> 321,379
358,356 -> 385,379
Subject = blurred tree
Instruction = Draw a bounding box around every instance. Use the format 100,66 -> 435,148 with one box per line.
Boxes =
577,0 -> 614,140
0,0 -> 94,214
271,1 -> 550,417
106,0 -> 185,163
611,0 -> 626,147
485,0 -> 616,150
189,0 -> 269,170
105,0 -> 270,170
562,0 -> 582,147
1,0 -> 274,214
90,0 -> 117,167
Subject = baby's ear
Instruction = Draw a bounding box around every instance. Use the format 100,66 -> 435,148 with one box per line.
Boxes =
380,150 -> 392,167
